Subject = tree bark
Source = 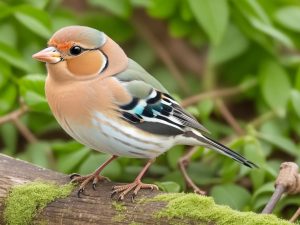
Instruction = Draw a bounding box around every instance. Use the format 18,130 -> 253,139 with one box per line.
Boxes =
0,154 -> 202,225
0,154 -> 292,225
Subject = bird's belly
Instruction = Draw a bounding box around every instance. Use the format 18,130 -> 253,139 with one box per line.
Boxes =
59,112 -> 175,158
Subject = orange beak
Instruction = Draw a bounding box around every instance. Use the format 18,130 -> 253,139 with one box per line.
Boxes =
32,47 -> 62,64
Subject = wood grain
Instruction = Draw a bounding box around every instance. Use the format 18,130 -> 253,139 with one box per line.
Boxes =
0,154 -> 202,225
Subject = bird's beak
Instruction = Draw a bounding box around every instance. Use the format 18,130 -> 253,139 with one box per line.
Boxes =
32,47 -> 62,64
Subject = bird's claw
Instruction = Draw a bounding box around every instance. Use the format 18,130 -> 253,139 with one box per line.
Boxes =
77,187 -> 84,198
194,188 -> 206,195
69,173 -> 81,180
111,181 -> 158,201
69,172 -> 110,197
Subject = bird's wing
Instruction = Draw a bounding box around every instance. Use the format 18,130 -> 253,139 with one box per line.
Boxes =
115,59 -> 210,136
114,59 -> 258,169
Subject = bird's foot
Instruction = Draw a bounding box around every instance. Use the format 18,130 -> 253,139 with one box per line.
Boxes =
111,180 -> 159,201
193,187 -> 206,195
69,173 -> 110,197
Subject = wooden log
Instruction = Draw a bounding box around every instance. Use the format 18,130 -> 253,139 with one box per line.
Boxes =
0,154 -> 293,225
0,154 -> 200,225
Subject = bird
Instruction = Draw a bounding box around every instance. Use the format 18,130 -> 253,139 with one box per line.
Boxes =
32,25 -> 257,200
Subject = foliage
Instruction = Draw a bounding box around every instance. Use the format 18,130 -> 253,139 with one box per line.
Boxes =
0,0 -> 300,220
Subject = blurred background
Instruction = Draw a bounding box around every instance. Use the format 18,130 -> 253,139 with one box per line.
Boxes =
0,0 -> 300,220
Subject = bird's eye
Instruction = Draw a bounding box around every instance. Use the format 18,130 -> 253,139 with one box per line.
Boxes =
70,46 -> 82,55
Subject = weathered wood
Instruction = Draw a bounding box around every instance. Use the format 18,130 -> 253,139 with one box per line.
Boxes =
0,154 -> 201,225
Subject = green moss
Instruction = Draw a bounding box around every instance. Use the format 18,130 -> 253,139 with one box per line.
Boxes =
111,201 -> 127,222
129,222 -> 142,225
112,214 -> 126,222
152,193 -> 293,225
112,201 -> 127,212
4,181 -> 74,225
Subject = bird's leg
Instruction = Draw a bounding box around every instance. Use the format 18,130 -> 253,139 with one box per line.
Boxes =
70,155 -> 118,197
111,158 -> 158,201
178,147 -> 206,195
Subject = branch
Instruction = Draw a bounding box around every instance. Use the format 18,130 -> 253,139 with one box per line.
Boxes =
262,162 -> 300,214
290,207 -> 300,222
180,79 -> 257,107
0,105 -> 28,125
215,99 -> 244,136
132,11 -> 190,94
0,105 -> 38,144
132,10 -> 207,78
0,154 -> 293,225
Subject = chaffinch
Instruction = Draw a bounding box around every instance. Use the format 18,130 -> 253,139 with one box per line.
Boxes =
32,26 -> 257,200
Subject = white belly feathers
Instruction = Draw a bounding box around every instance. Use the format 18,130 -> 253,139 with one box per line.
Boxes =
59,111 -> 177,158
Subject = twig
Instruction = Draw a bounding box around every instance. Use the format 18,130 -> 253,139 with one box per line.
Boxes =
290,207 -> 300,222
262,162 -> 300,214
249,111 -> 277,128
12,118 -> 37,143
181,87 -> 238,107
0,105 -> 28,124
215,99 -> 244,136
178,147 -> 206,195
261,184 -> 286,214
0,105 -> 38,144
132,18 -> 190,94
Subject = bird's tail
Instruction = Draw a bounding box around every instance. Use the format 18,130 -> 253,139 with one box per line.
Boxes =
184,131 -> 258,168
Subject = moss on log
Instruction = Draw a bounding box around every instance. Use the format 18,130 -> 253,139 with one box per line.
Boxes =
0,154 -> 293,225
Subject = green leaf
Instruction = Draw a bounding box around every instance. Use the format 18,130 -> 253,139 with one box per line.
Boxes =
243,141 -> 266,167
0,84 -> 17,115
295,67 -> 300,91
79,153 -> 122,180
210,183 -> 251,210
232,0 -> 293,49
0,60 -> 11,90
0,23 -> 17,47
197,99 -> 214,120
155,181 -> 181,193
180,0 -> 193,21
275,6 -> 300,32
169,17 -> 192,38
52,141 -> 84,154
88,0 -> 132,18
0,2 -> 12,20
18,74 -> 49,112
252,182 -> 274,201
166,145 -> 184,169
24,91 -> 49,112
188,0 -> 229,45
210,24 -> 249,65
13,5 -> 52,39
259,60 -> 291,116
257,132 -> 299,157
0,123 -> 18,155
274,195 -> 300,214
291,90 -> 300,118
24,0 -> 50,9
250,17 -> 294,48
57,147 -> 90,173
232,0 -> 271,25
147,0 -> 178,19
21,142 -> 52,168
0,42 -> 30,71
188,161 -> 220,186
161,170 -> 185,189
149,164 -> 170,176
130,0 -> 150,7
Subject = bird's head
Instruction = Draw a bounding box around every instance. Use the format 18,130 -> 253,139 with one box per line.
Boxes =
32,26 -> 128,80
